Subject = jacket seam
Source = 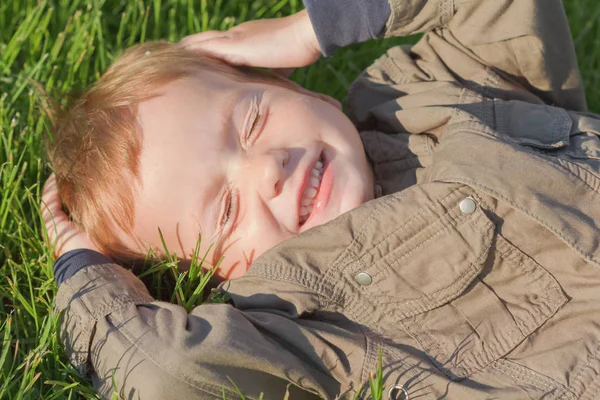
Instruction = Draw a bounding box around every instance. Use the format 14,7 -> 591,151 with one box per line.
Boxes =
490,359 -> 576,399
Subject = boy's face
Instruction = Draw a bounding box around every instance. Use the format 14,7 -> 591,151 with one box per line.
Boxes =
130,72 -> 374,279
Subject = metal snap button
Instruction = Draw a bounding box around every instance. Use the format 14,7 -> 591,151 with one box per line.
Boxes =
388,385 -> 409,400
459,197 -> 476,215
355,272 -> 373,286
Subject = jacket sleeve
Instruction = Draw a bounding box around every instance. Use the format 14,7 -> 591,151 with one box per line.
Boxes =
377,0 -> 586,111
303,0 -> 390,56
55,264 -> 347,400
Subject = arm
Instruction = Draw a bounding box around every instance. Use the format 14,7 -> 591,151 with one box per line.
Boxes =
56,265 -> 337,399
380,0 -> 586,111
180,1 -> 392,67
303,0 -> 391,56
183,0 -> 585,111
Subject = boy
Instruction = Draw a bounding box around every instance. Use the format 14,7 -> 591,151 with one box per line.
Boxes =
43,0 -> 600,399
47,38 -> 372,280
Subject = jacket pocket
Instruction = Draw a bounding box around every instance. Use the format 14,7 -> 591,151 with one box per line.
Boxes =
349,183 -> 568,381
403,232 -> 568,380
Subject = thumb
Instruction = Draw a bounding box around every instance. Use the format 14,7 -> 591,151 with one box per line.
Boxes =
180,30 -> 226,45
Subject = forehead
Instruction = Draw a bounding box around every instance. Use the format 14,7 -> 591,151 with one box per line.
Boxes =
141,74 -> 230,121
137,74 -> 240,151
132,75 -> 241,251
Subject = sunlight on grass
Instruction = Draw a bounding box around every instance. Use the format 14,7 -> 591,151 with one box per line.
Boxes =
1,0 -> 599,398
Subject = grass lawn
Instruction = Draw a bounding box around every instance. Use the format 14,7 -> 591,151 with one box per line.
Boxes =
1,0 -> 599,398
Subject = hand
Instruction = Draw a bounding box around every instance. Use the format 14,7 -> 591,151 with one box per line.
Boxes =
41,174 -> 101,259
181,9 -> 321,71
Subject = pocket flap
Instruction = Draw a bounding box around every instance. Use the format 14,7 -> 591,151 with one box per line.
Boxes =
494,100 -> 572,149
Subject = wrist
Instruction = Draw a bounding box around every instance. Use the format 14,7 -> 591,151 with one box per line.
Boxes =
54,248 -> 112,286
55,235 -> 102,260
294,9 -> 320,62
302,0 -> 391,56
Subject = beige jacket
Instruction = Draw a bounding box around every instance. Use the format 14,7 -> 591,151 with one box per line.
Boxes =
56,0 -> 600,399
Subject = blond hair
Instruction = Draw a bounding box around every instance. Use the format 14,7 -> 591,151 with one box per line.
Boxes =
48,41 -> 297,261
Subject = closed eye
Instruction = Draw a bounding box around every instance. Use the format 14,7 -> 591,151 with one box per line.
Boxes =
242,94 -> 266,147
219,187 -> 238,231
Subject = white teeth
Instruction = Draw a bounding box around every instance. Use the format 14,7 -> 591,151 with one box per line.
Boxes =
299,156 -> 325,226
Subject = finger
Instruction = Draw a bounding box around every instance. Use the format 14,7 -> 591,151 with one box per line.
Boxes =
41,177 -> 65,223
180,30 -> 228,46
42,173 -> 57,195
41,176 -> 59,221
40,175 -> 101,258
41,175 -> 69,242
183,35 -> 246,63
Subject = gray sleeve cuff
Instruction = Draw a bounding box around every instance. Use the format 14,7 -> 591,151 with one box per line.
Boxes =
303,0 -> 391,56
53,249 -> 112,286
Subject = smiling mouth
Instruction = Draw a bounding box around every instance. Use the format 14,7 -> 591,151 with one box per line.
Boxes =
299,155 -> 324,226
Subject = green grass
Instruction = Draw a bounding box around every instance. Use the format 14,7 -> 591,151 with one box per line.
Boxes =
0,0 -> 599,398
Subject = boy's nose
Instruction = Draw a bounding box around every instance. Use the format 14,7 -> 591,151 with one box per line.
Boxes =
257,149 -> 289,200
